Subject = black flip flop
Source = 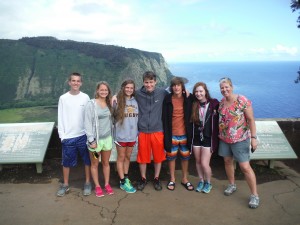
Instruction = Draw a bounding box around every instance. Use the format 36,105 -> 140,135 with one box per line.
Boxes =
167,181 -> 176,191
181,182 -> 194,191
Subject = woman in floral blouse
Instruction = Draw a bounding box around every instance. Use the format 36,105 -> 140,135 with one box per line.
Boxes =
218,77 -> 259,209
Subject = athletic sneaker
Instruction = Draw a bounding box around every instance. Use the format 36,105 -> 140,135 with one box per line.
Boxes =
202,182 -> 212,194
57,184 -> 70,197
83,182 -> 92,196
120,178 -> 136,193
95,186 -> 104,197
137,178 -> 147,191
224,184 -> 237,196
153,177 -> 162,191
249,194 -> 260,209
105,184 -> 114,195
196,181 -> 204,192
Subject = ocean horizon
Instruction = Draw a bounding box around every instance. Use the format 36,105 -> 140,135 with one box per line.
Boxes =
169,61 -> 300,119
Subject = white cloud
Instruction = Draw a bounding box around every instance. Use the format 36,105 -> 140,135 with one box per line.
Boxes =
272,45 -> 298,55
0,0 -> 299,62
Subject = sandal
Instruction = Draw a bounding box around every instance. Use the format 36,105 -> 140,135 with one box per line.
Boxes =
167,181 -> 176,191
181,182 -> 194,191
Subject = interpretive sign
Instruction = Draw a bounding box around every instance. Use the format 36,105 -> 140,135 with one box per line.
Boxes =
0,122 -> 55,173
103,121 -> 299,168
251,121 -> 297,168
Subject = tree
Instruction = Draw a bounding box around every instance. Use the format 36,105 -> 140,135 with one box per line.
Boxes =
290,1 -> 300,83
295,67 -> 300,83
291,0 -> 300,28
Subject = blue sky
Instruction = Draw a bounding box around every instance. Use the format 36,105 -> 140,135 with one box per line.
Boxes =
0,0 -> 299,62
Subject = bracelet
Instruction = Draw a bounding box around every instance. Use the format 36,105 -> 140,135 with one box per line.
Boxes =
251,136 -> 257,139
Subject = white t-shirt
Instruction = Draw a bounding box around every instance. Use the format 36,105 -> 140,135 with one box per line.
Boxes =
58,91 -> 90,140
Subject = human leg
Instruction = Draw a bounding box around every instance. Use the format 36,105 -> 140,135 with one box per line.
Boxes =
151,132 -> 165,191
57,137 -> 78,196
193,146 -> 204,181
200,147 -> 212,183
101,150 -> 114,195
77,135 -> 92,195
116,145 -> 126,180
137,163 -> 148,191
224,156 -> 235,184
180,159 -> 189,183
199,147 -> 213,193
63,166 -> 70,186
124,146 -> 133,175
193,146 -> 204,192
168,159 -> 176,183
89,152 -> 100,187
219,140 -> 236,194
239,161 -> 258,196
101,150 -> 112,186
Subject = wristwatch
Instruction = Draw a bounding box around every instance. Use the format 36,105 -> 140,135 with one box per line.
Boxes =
251,136 -> 257,139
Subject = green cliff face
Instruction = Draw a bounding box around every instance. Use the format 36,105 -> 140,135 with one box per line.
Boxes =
0,37 -> 173,109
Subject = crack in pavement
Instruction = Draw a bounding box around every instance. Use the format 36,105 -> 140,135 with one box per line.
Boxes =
273,181 -> 300,216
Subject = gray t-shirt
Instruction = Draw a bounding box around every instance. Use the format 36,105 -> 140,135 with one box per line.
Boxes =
96,105 -> 111,138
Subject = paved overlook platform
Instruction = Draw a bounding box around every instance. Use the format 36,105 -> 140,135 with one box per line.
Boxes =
0,119 -> 299,225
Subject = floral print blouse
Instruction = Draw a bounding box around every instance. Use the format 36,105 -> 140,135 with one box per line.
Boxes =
218,95 -> 251,143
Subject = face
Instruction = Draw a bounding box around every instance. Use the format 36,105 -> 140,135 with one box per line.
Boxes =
124,83 -> 134,97
194,85 -> 207,102
68,75 -> 82,92
97,84 -> 109,98
143,78 -> 156,93
220,81 -> 233,97
172,84 -> 183,97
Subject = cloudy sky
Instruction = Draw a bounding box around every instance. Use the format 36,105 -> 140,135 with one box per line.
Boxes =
0,0 -> 299,62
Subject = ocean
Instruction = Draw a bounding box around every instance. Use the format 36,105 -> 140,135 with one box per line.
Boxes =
168,61 -> 300,119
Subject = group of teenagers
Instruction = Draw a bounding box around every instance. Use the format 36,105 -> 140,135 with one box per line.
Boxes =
57,71 -> 260,209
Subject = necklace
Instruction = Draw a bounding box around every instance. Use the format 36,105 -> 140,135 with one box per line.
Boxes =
198,101 -> 209,141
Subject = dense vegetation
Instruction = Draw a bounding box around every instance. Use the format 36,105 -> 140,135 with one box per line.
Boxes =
0,36 -> 172,109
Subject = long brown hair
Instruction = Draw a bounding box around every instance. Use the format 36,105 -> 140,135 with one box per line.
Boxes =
114,79 -> 135,124
190,82 -> 212,124
94,81 -> 112,113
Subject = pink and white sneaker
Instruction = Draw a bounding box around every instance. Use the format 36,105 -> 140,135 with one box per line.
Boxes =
105,184 -> 114,195
95,186 -> 104,197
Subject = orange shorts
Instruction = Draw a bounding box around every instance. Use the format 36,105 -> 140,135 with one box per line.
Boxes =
137,132 -> 166,163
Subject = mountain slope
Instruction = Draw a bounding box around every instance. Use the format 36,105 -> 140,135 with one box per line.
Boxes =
0,36 -> 172,109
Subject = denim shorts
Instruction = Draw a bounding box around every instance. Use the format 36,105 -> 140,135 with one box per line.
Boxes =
218,138 -> 250,163
166,135 -> 191,161
61,135 -> 91,167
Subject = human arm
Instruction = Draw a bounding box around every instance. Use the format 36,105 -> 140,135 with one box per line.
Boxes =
84,101 -> 97,148
57,97 -> 65,141
244,105 -> 258,151
111,94 -> 117,106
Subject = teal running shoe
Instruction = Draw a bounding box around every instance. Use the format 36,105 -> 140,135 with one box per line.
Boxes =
120,178 -> 136,193
196,181 -> 204,192
202,182 -> 212,193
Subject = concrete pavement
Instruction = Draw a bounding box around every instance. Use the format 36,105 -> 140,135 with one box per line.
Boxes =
0,160 -> 300,225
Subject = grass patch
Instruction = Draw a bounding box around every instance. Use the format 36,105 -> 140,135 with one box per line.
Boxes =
0,106 -> 57,124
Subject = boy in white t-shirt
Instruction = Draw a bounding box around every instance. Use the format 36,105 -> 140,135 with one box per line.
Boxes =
57,72 -> 91,197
